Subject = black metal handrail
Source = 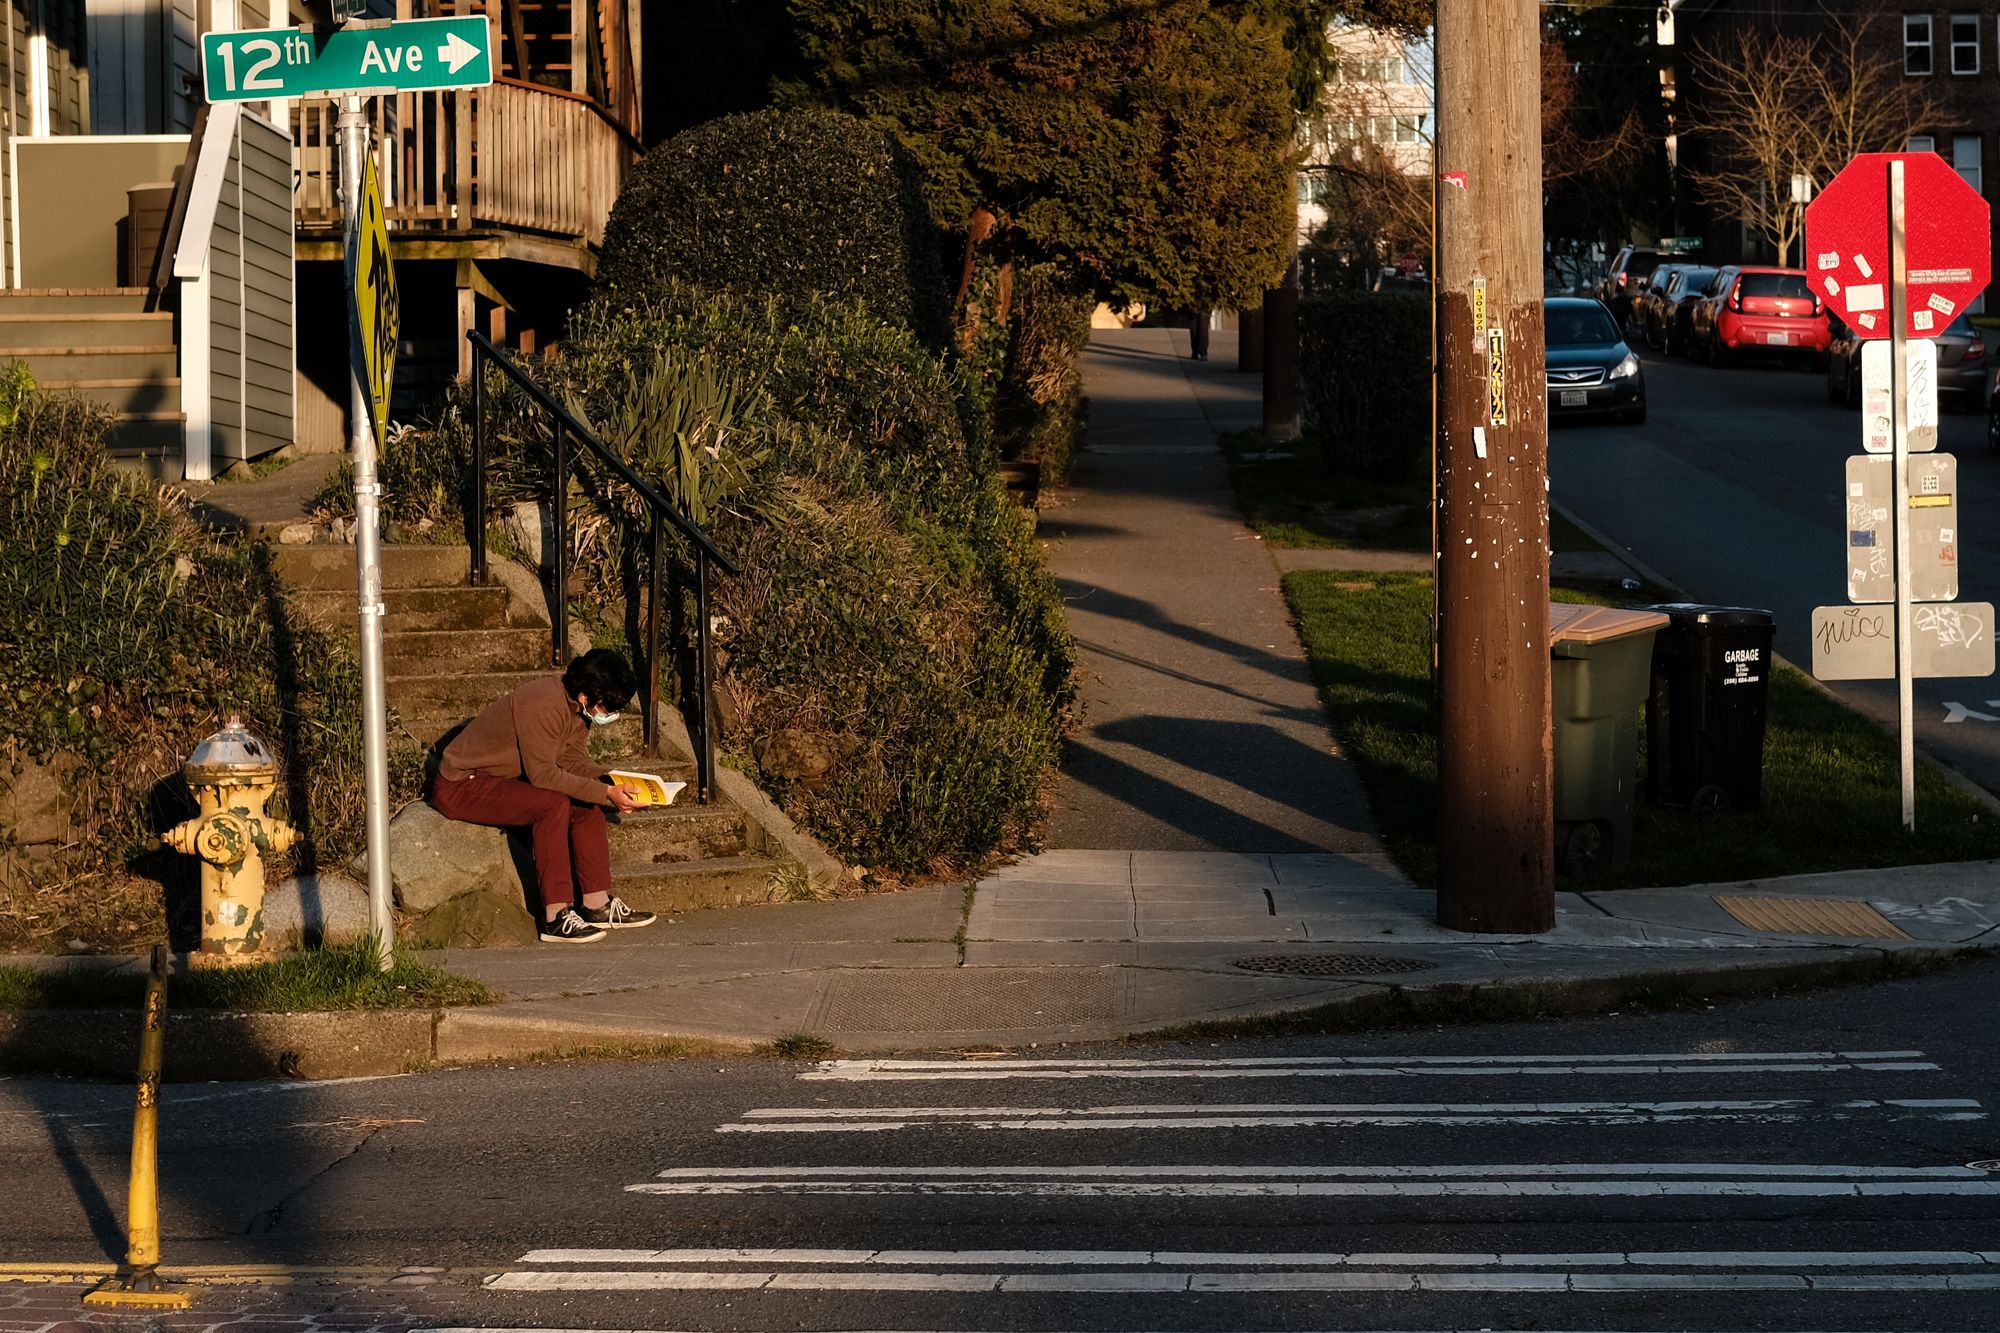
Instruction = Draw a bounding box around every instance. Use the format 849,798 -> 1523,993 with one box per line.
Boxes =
465,331 -> 740,804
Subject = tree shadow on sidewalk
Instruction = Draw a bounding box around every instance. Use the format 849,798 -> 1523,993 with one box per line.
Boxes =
1059,718 -> 1380,853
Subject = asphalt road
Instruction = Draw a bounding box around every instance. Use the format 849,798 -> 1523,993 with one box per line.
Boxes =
5,955 -> 1999,1331
1550,345 -> 2000,799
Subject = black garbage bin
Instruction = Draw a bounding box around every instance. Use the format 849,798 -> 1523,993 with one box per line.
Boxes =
1645,604 -> 1776,812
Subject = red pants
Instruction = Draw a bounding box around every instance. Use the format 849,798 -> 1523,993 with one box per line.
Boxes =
430,775 -> 609,911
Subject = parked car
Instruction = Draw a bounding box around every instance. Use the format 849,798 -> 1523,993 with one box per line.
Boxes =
1687,266 -> 1829,366
1682,266 -> 1739,360
1638,264 -> 1718,356
1828,312 -> 1986,408
1623,263 -> 1682,346
1598,245 -> 1669,327
1545,297 -> 1646,424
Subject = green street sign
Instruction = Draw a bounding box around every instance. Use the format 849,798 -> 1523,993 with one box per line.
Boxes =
201,17 -> 493,103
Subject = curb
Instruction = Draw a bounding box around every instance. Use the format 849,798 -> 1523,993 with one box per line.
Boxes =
1129,943 -> 1985,1042
2,944 -> 1986,1080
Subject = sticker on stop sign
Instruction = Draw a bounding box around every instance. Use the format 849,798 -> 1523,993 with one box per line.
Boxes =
1804,151 -> 1991,339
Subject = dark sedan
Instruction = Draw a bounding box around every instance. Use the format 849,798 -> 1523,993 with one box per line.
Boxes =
1828,312 -> 1986,408
1545,297 -> 1645,424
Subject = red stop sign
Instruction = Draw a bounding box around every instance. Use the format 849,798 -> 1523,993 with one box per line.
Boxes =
1804,152 -> 1990,339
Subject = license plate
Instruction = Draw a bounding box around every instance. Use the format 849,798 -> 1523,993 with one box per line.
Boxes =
1766,332 -> 1790,346
1560,390 -> 1588,406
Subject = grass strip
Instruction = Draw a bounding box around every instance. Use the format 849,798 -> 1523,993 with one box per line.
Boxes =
1220,431 -> 1431,551
0,941 -> 493,1011
1285,569 -> 2000,890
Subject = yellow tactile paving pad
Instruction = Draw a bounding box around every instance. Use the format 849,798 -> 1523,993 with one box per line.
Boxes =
1713,896 -> 1910,939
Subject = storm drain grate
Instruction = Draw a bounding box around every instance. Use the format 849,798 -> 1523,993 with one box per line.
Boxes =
1713,896 -> 1910,940
1232,953 -> 1438,977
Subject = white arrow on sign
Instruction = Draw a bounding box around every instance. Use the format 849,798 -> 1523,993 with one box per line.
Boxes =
439,30 -> 480,74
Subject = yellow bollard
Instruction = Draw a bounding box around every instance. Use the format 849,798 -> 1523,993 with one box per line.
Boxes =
82,945 -> 191,1309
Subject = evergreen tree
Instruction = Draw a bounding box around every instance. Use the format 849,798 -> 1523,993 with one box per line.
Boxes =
785,0 -> 1349,311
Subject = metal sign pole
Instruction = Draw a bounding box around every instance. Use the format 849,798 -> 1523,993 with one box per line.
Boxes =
1888,158 -> 1916,831
340,96 -> 396,967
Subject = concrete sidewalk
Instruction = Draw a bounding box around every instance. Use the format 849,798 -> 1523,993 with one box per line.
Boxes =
409,855 -> 1999,1059
1043,326 -> 1379,852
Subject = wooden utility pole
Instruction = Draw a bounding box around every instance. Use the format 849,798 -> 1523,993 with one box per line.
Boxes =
1433,0 -> 1553,932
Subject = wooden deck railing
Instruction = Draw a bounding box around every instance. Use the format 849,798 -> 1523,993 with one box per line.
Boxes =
294,79 -> 636,248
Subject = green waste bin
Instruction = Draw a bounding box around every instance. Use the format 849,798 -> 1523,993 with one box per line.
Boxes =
1549,603 -> 1669,878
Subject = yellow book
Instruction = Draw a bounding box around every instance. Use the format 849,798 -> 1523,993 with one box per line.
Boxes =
607,770 -> 687,807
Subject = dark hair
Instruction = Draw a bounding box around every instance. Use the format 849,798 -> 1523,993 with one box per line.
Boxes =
562,648 -> 638,712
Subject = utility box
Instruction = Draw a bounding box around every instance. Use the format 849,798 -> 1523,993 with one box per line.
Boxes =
1550,603 -> 1670,877
1645,604 -> 1777,812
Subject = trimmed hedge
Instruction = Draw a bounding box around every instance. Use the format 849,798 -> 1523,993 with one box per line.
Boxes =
995,263 -> 1096,484
594,108 -> 951,349
1298,293 -> 1431,479
448,287 -> 1075,874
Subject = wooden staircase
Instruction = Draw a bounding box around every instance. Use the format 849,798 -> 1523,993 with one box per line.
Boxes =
0,288 -> 182,469
275,542 -> 783,913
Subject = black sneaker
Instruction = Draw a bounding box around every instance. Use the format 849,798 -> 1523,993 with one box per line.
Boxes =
539,907 -> 607,943
578,896 -> 657,930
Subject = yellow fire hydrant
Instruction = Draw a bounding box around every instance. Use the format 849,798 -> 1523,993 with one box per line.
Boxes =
162,716 -> 297,964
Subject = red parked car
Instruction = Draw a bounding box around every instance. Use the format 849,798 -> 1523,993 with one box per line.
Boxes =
1688,266 -> 1830,367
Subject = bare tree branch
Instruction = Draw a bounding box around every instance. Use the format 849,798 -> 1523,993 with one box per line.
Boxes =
1682,14 -> 1935,265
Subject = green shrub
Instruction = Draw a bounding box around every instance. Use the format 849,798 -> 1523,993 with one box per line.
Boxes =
995,263 -> 1096,483
435,286 -> 1074,873
594,108 -> 951,349
309,420 -> 468,532
1298,293 -> 1431,479
0,384 -> 410,946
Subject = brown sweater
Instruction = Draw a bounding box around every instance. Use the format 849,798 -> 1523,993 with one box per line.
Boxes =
437,675 -> 612,805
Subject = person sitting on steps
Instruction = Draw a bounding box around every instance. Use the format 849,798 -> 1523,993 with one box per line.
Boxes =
430,647 -> 659,943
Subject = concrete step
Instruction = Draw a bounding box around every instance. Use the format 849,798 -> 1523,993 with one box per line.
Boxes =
605,801 -> 750,863
0,287 -> 151,314
384,626 -> 552,675
2,345 -> 179,382
609,854 -> 780,913
275,543 -> 472,591
384,671 -> 546,730
295,584 -> 515,633
0,311 -> 176,348
39,376 -> 181,416
105,416 -> 184,461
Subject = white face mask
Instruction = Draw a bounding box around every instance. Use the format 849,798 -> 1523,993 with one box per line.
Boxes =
582,706 -> 622,727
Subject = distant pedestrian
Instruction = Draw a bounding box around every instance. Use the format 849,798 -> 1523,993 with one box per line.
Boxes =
1188,309 -> 1212,360
430,648 -> 658,943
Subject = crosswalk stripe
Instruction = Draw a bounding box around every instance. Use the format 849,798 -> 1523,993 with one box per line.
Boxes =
627,1179 -> 2000,1198
485,1269 -> 2000,1294
716,1097 -> 1985,1133
513,1248 -> 2000,1268
646,1163 -> 1992,1179
802,1052 -> 1938,1082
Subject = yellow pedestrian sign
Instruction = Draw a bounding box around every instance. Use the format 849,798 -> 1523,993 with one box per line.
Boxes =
346,152 -> 398,446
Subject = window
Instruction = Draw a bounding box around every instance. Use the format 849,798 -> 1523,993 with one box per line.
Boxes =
1910,134 -> 1937,153
1907,14 -> 1934,74
1952,14 -> 1979,72
1954,134 -> 1982,193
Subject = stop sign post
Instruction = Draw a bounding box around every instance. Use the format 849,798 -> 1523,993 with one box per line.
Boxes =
1804,153 -> 1993,830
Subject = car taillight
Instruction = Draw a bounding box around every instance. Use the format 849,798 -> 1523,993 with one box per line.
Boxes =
1617,272 -> 1628,286
1728,286 -> 1742,312
1970,339 -> 1987,360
